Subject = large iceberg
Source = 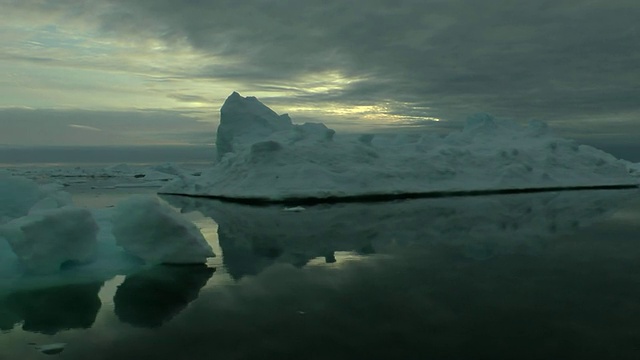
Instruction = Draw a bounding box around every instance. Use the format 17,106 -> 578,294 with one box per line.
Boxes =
160,93 -> 637,201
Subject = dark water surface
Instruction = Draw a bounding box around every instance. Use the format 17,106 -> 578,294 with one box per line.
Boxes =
2,189 -> 640,359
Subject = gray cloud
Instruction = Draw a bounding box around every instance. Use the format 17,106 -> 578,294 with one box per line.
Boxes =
167,93 -> 211,104
91,1 -> 640,118
68,124 -> 103,131
3,0 -> 640,147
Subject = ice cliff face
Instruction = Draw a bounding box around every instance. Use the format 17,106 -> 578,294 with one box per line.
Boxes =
162,92 -> 638,201
216,91 -> 294,160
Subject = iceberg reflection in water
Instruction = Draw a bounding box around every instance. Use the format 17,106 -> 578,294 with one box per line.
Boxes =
162,189 -> 637,278
1,189 -> 640,359
0,264 -> 215,334
0,282 -> 102,334
113,264 -> 215,328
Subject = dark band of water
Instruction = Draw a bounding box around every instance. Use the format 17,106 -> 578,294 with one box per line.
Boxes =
160,183 -> 639,206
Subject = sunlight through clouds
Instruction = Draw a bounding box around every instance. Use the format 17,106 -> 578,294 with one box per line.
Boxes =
0,0 -> 639,150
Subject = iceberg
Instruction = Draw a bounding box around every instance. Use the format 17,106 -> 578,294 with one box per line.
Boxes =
111,195 -> 214,265
0,178 -> 213,283
0,206 -> 98,274
160,93 -> 638,201
0,175 -> 96,274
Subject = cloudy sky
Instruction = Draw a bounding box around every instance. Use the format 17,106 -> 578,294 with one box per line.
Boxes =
1,1 -> 638,155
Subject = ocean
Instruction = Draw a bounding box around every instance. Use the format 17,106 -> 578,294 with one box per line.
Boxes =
2,149 -> 640,359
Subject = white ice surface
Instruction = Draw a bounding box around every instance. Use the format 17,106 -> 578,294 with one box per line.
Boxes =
161,93 -> 638,200
0,206 -> 98,274
0,167 -> 211,287
0,175 -> 80,275
111,195 -> 214,265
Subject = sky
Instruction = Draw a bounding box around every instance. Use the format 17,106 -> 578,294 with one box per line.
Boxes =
1,0 -> 639,158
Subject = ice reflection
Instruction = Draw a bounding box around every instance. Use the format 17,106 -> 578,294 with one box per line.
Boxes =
0,265 -> 214,335
162,189 -> 639,279
0,282 -> 102,334
114,265 -> 214,328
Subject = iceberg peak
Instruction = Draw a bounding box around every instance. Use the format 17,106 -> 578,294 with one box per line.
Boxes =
216,92 -> 293,160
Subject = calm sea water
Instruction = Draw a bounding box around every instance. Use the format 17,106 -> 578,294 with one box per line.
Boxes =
1,186 -> 640,359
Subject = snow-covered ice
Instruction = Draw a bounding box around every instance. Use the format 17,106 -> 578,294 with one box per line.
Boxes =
1,206 -> 98,274
0,172 -> 213,286
111,195 -> 214,265
161,92 -> 638,201
0,175 -> 97,274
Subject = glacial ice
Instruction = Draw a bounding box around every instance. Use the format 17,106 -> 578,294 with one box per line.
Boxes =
161,92 -> 638,201
0,175 -> 95,274
0,172 -> 213,283
111,195 -> 214,265
0,206 -> 98,274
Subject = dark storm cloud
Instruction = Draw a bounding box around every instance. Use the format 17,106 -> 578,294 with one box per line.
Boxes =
12,0 -> 638,144
91,0 -> 640,122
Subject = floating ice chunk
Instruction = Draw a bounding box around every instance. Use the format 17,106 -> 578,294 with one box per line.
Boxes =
283,206 -> 306,212
111,195 -> 214,264
150,163 -> 187,177
105,163 -> 133,174
0,207 -> 98,274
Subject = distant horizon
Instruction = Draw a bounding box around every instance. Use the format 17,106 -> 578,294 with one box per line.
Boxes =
0,144 -> 215,166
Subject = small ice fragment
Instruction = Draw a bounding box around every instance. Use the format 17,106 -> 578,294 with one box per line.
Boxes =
35,343 -> 67,355
283,206 -> 305,212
